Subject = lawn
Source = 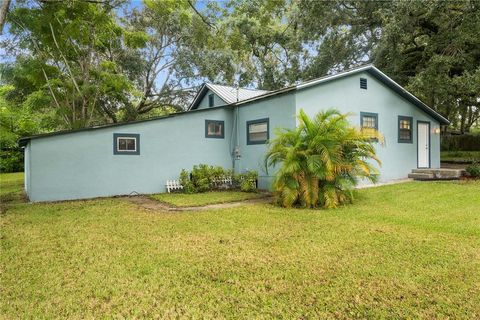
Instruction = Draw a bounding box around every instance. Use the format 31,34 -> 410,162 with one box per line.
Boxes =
150,191 -> 266,207
441,150 -> 480,163
1,173 -> 480,318
0,172 -> 25,206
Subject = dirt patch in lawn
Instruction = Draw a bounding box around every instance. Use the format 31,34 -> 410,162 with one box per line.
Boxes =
126,194 -> 273,212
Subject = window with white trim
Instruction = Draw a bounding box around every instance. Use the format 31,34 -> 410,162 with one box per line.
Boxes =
118,137 -> 136,151
113,133 -> 140,155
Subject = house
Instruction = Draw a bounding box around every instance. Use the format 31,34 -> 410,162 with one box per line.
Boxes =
19,65 -> 449,202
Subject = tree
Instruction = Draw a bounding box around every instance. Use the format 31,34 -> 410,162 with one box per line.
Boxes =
373,0 -> 480,133
265,109 -> 381,209
0,0 -> 11,34
0,85 -> 41,172
5,0 -> 132,128
185,0 -> 305,90
117,0 -> 209,120
3,0 -> 209,127
297,0 -> 480,133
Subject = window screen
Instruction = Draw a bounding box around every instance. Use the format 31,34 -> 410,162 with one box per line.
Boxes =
247,119 -> 269,144
205,120 -> 224,138
113,133 -> 140,155
360,112 -> 378,140
118,138 -> 136,151
398,116 -> 413,143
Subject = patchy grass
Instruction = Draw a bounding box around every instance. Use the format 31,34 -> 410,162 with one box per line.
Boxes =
150,191 -> 266,207
1,173 -> 480,318
0,172 -> 25,206
441,151 -> 480,162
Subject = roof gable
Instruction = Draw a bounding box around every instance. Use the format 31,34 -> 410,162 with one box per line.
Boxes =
233,65 -> 449,125
189,83 -> 269,110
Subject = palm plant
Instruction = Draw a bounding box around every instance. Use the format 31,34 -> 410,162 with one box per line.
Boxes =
265,109 -> 382,209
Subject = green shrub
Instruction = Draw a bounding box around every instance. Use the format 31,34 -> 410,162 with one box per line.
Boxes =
191,164 -> 215,192
441,134 -> 480,151
0,149 -> 24,173
466,162 -> 480,177
179,169 -> 195,194
265,109 -> 380,209
234,170 -> 258,192
178,165 -> 257,193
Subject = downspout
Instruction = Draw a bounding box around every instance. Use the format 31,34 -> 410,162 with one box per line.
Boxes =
231,76 -> 241,173
230,104 -> 240,173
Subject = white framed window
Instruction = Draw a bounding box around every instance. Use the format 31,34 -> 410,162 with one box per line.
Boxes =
113,133 -> 140,155
117,137 -> 137,152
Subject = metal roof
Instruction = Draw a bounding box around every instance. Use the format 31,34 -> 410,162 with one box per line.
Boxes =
206,83 -> 270,104
189,83 -> 269,110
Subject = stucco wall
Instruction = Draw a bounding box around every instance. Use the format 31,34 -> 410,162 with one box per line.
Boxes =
24,70 -> 444,202
26,107 -> 234,202
195,89 -> 227,109
235,93 -> 296,189
24,143 -> 31,193
295,71 -> 441,184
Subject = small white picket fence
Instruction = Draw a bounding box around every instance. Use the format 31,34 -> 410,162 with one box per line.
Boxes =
165,180 -> 184,193
165,177 -> 235,193
212,177 -> 233,188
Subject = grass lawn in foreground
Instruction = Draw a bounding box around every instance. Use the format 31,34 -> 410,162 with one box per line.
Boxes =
1,173 -> 480,318
150,190 -> 266,207
441,150 -> 480,162
0,172 -> 25,207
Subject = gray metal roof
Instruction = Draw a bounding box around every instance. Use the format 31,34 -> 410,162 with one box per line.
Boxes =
206,83 -> 269,104
189,83 -> 269,110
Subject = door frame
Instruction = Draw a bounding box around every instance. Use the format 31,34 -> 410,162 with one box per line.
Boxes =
417,120 -> 431,168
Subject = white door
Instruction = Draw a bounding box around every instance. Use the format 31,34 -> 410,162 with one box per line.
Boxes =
417,122 -> 430,168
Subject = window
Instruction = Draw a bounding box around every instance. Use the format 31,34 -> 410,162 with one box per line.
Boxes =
360,78 -> 367,89
247,118 -> 269,144
208,94 -> 214,107
360,112 -> 378,140
113,133 -> 140,155
398,116 -> 413,143
205,120 -> 224,138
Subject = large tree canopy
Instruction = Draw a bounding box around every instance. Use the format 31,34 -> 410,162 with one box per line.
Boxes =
1,0 -> 479,134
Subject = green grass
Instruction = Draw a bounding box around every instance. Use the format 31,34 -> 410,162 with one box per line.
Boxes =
1,173 -> 480,318
0,172 -> 25,205
441,151 -> 480,162
150,191 -> 266,207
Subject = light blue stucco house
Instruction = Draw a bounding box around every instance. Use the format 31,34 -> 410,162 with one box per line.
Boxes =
19,65 -> 449,202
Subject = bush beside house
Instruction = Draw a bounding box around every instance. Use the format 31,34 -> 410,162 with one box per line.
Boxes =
466,162 -> 480,178
179,164 -> 258,193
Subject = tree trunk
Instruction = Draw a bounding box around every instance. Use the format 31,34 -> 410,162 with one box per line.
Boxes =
0,0 -> 12,35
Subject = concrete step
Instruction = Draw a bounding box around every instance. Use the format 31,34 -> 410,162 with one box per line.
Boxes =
408,172 -> 435,180
411,168 -> 465,180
